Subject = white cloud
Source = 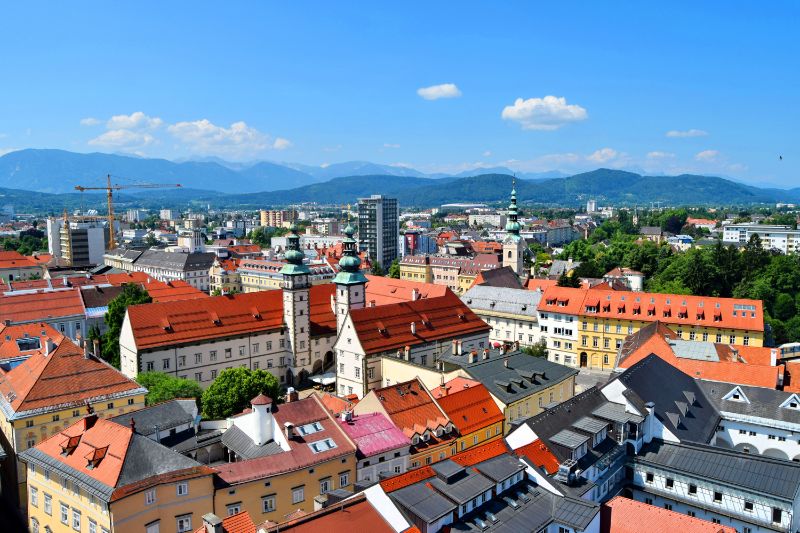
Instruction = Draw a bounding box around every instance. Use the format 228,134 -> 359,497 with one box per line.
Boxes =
666,128 -> 708,138
587,148 -> 619,163
383,143 -> 401,149
88,129 -> 155,149
646,151 -> 675,159
167,119 -> 272,158
501,96 -> 588,131
695,149 -> 719,162
107,111 -> 163,130
272,137 -> 292,150
80,117 -> 101,127
483,150 -> 492,157
417,83 -> 462,100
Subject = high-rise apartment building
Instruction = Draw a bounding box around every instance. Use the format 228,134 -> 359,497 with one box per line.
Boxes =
46,216 -> 108,267
357,195 -> 398,267
259,209 -> 295,228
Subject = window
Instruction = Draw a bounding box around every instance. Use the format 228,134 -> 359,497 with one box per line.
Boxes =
107,402 -> 114,409
688,483 -> 697,495
292,486 -> 305,504
30,486 -> 38,507
176,482 -> 188,496
262,495 -> 276,513
227,503 -> 241,516
664,503 -> 672,511
645,472 -> 654,483
713,491 -> 722,502
52,414 -> 60,422
665,478 -> 674,488
72,509 -> 81,531
744,500 -> 753,512
44,493 -> 52,515
773,508 -> 783,523
320,478 -> 331,494
89,519 -> 97,533
178,355 -> 186,367
145,488 -> 156,505
211,369 -> 218,379
687,510 -> 696,517
225,348 -> 232,359
176,515 -> 192,533
195,372 -> 202,381
162,358 -> 170,370
252,343 -> 259,354
354,366 -> 360,378
145,522 -> 160,533
27,437 -> 36,448
195,353 -> 202,364
711,518 -> 721,525
31,518 -> 39,533
339,471 -> 350,487
60,503 -> 70,524
644,498 -> 653,505
239,345 -> 246,356
146,361 -> 154,371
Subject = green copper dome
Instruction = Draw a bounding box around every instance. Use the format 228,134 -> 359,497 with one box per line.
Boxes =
333,220 -> 367,285
505,181 -> 521,237
280,224 -> 309,274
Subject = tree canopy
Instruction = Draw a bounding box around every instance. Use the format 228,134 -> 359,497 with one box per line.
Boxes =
387,258 -> 400,278
102,283 -> 152,368
137,372 -> 203,406
201,367 -> 282,419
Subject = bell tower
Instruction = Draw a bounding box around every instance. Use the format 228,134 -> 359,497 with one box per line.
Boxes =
503,180 -> 525,276
280,224 -> 311,383
333,222 -> 367,334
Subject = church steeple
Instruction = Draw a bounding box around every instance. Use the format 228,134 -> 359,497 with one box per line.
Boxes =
280,223 -> 310,388
280,224 -> 309,275
333,222 -> 367,334
503,179 -> 525,276
505,178 -> 521,241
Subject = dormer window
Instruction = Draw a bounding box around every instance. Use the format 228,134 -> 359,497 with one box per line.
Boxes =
780,394 -> 800,410
723,386 -> 750,404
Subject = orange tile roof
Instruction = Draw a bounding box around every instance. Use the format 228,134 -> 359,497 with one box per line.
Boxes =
0,250 -> 41,270
261,495 -> 394,533
0,288 -> 85,322
35,416 -> 132,487
371,379 -> 452,440
379,439 -> 509,493
194,511 -> 256,533
601,496 -> 736,533
525,278 -> 558,292
362,275 -> 448,305
348,291 -> 489,355
617,323 -> 778,388
317,392 -> 354,416
0,322 -> 63,361
0,336 -> 143,414
539,286 -> 764,332
435,384 -> 504,436
430,377 -> 480,399
515,438 -> 560,474
228,244 -> 262,255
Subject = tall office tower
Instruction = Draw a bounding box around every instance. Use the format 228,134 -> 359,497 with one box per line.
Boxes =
357,195 -> 398,268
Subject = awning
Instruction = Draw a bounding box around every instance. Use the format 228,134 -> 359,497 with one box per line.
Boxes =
310,372 -> 336,386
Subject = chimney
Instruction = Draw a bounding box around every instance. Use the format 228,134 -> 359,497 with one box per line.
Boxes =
129,417 -> 137,433
404,345 -> 410,360
83,413 -> 99,431
314,494 -> 329,511
503,358 -> 509,368
644,401 -> 655,445
62,276 -> 68,287
202,513 -> 224,533
45,338 -> 57,357
286,387 -> 299,403
369,299 -> 376,308
452,339 -> 458,355
412,288 -> 420,301
341,410 -> 353,423
284,421 -> 295,440
468,350 -> 478,364
482,348 -> 490,360
410,322 -> 417,335
771,348 -> 778,367
93,338 -> 100,357
83,339 -> 90,359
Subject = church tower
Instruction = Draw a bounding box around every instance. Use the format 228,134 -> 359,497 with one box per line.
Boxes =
503,180 -> 525,276
280,224 -> 311,384
333,222 -> 367,334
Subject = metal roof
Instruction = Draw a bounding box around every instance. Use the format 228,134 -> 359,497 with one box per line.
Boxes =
549,429 -> 590,449
461,285 -> 541,317
429,469 -> 495,505
473,454 -> 526,482
591,402 -> 639,424
111,399 -> 197,436
636,440 -> 800,500
668,339 -> 720,362
392,483 -> 456,522
698,380 -> 800,427
220,425 -> 284,460
572,416 -> 608,435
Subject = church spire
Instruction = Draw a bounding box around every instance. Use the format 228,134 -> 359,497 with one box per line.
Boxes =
333,222 -> 368,285
280,224 -> 309,275
505,178 -> 521,240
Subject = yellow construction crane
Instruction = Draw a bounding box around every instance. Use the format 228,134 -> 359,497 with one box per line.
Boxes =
75,174 -> 181,250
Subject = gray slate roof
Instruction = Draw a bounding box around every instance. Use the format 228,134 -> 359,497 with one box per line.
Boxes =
220,424 -> 284,460
461,285 -> 541,318
636,440 -> 800,500
116,433 -> 205,487
698,380 -> 800,427
548,260 -> 581,277
111,399 -> 198,435
392,483 -> 456,522
614,354 -> 720,444
441,350 -> 577,407
135,250 -> 216,271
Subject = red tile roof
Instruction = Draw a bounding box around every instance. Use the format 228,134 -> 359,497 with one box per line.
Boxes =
601,496 -> 736,533
368,379 -> 453,440
0,322 -> 63,361
214,395 -> 356,484
362,275 -> 448,305
0,288 -> 85,322
317,392 -> 355,416
538,286 -> 764,332
435,384 -> 504,436
525,278 -> 558,292
515,439 -> 560,474
348,291 -> 489,355
0,250 -> 41,270
260,494 -> 394,533
228,244 -> 263,255
194,511 -> 256,533
0,336 -> 143,413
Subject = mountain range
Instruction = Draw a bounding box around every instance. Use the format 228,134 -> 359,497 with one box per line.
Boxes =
0,149 -> 798,212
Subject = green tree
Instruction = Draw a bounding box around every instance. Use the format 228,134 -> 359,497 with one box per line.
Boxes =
201,367 -> 281,419
137,372 -> 203,406
102,284 -> 152,368
371,261 -> 384,276
557,272 -> 581,288
387,258 -> 400,279
522,339 -> 548,358
145,233 -> 159,247
775,293 -> 797,322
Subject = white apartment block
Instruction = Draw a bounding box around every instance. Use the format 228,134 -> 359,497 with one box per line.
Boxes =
723,224 -> 800,254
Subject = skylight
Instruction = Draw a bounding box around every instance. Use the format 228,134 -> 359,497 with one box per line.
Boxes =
308,438 -> 338,454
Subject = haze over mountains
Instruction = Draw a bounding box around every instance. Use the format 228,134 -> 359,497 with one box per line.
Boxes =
0,149 -> 798,211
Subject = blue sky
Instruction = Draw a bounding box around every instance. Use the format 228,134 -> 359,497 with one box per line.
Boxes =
1,1 -> 798,186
